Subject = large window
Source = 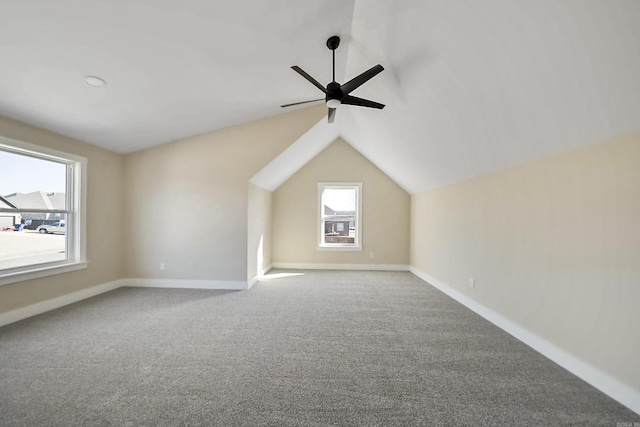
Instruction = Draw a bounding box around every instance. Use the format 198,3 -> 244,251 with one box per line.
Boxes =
0,136 -> 87,285
318,182 -> 362,250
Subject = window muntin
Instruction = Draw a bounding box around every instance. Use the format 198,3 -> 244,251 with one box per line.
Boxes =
0,136 -> 87,285
318,183 -> 362,250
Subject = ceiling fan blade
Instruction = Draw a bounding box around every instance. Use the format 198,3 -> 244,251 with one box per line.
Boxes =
291,66 -> 327,93
280,98 -> 324,108
340,64 -> 384,96
328,107 -> 336,123
341,95 -> 385,109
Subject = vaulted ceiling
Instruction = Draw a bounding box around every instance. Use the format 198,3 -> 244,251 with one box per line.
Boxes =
1,1 -> 639,193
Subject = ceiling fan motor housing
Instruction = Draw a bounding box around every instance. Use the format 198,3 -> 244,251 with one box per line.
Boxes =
326,82 -> 342,103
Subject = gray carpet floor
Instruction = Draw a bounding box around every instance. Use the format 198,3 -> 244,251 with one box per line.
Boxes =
0,270 -> 638,426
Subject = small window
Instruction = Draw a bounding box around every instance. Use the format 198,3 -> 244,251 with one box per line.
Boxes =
318,182 -> 362,250
0,136 -> 87,285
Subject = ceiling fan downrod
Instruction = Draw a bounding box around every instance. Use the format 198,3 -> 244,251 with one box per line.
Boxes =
326,35 -> 340,83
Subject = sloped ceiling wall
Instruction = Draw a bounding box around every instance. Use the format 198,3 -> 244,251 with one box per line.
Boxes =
341,1 -> 640,193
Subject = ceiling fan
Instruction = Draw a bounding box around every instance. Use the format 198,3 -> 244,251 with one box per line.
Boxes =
281,35 -> 385,123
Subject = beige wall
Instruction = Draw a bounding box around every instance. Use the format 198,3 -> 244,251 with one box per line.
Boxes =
0,116 -> 125,313
410,130 -> 640,392
273,138 -> 410,266
247,183 -> 272,281
123,106 -> 324,282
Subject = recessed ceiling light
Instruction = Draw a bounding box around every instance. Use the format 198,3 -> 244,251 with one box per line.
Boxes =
84,75 -> 106,87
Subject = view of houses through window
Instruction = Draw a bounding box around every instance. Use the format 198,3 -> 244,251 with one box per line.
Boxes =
0,146 -> 69,271
319,183 -> 362,249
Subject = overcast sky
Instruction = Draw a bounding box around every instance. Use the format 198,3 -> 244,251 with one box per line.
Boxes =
323,188 -> 356,212
0,151 -> 66,196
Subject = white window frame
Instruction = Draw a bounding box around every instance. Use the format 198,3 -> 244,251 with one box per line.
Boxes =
0,136 -> 88,286
317,182 -> 362,251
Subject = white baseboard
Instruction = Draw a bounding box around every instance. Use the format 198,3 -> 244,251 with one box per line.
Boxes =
248,264 -> 274,288
0,276 -> 253,327
247,275 -> 259,289
272,262 -> 409,271
409,266 -> 640,416
125,278 -> 249,291
0,279 -> 125,327
263,264 -> 273,275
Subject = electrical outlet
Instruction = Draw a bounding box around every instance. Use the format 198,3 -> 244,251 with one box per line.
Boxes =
160,263 -> 165,271
469,278 -> 475,289
369,252 -> 374,258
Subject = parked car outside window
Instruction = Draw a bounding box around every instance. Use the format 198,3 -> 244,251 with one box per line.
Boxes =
36,222 -> 66,235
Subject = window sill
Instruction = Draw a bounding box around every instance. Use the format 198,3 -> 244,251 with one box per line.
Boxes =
0,261 -> 89,286
317,245 -> 363,252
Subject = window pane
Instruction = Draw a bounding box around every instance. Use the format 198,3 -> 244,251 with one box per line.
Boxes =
0,151 -> 66,210
322,187 -> 357,245
0,213 -> 67,269
324,215 -> 355,244
323,188 -> 355,215
1,138 -> 85,283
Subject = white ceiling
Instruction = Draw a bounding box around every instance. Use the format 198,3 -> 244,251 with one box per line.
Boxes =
2,1 -> 639,194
